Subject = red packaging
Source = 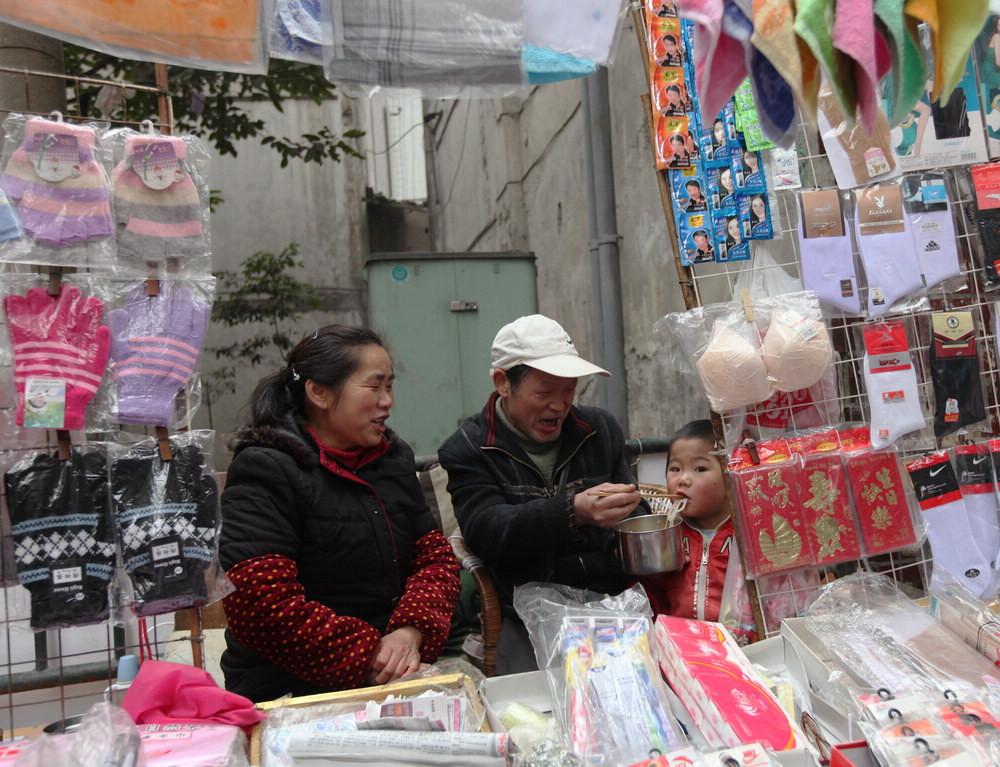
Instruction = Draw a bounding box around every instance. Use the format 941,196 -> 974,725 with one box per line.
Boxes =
730,439 -> 814,576
843,446 -> 918,556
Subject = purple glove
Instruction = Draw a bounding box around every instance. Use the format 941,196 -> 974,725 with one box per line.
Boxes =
108,281 -> 208,425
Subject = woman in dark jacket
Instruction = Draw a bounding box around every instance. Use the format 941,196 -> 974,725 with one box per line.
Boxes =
219,325 -> 461,703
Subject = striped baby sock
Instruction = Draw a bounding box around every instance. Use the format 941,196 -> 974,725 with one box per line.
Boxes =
112,135 -> 206,263
0,118 -> 113,247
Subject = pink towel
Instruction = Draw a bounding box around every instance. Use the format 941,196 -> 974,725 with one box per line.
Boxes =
121,660 -> 265,735
834,0 -> 880,133
679,0 -> 748,122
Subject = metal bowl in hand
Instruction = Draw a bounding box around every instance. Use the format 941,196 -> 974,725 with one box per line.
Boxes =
613,514 -> 685,575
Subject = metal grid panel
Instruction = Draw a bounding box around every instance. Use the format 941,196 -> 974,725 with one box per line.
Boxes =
0,66 -> 202,736
678,115 -> 995,637
632,8 -> 987,638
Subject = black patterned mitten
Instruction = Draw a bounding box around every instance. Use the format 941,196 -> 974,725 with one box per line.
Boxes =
4,450 -> 114,629
110,441 -> 219,617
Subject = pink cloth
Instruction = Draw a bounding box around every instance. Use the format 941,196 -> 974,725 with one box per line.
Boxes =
679,0 -> 748,122
833,0 -> 880,132
121,660 -> 265,734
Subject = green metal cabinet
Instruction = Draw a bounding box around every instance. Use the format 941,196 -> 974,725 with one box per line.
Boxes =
364,252 -> 537,457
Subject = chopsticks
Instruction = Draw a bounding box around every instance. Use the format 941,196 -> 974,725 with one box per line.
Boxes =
587,490 -> 685,499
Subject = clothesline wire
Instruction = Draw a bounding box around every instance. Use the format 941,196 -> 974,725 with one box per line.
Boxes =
365,119 -> 426,157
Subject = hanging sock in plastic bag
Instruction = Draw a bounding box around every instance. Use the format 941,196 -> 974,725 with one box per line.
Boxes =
0,117 -> 112,247
108,281 -> 209,426
111,134 -> 207,263
899,172 -> 962,291
970,162 -> 1000,290
861,321 -> 925,449
952,443 -> 1000,587
797,188 -> 861,315
110,438 -> 220,617
4,449 -> 115,629
907,451 -> 996,599
853,182 -> 924,317
816,84 -> 899,189
3,285 -> 111,430
928,310 -> 986,438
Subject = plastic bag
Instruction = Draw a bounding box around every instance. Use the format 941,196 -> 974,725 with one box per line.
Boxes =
3,443 -> 114,630
96,276 -> 215,429
0,113 -> 116,269
103,126 -> 213,278
106,429 -> 231,619
513,582 -> 687,765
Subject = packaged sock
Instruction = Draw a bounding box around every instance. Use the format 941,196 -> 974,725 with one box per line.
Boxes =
853,182 -> 924,316
900,172 -> 961,290
862,321 -> 924,449
928,311 -> 986,438
797,188 -> 861,314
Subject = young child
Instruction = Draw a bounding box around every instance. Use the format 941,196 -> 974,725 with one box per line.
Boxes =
644,419 -> 756,643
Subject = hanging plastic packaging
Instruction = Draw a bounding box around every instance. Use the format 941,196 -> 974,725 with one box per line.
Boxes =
859,320 -> 926,450
104,278 -> 214,428
105,126 -> 212,278
899,171 -> 964,293
838,426 -> 922,558
0,113 -> 116,269
906,451 -> 996,600
796,187 -> 862,316
852,181 -> 927,319
512,583 -> 687,766
3,445 -> 114,630
727,438 -> 815,578
107,430 -> 230,619
927,310 -> 987,439
1,275 -> 113,431
0,0 -> 268,73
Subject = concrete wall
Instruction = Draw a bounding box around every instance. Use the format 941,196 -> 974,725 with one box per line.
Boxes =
192,96 -> 370,462
426,14 -> 712,439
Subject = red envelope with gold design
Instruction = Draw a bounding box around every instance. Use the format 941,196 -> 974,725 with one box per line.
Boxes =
729,439 -> 814,577
788,430 -> 862,567
843,446 -> 918,556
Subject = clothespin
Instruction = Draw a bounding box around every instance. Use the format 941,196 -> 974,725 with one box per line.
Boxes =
740,288 -> 754,323
741,429 -> 760,465
47,266 -> 63,297
155,426 -> 173,462
56,429 -> 71,461
146,278 -> 159,297
48,110 -> 63,123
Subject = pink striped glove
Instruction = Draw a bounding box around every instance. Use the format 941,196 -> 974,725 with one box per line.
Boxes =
3,285 -> 110,430
108,281 -> 208,426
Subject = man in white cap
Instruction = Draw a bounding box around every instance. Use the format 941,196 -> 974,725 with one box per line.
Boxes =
438,314 -> 645,673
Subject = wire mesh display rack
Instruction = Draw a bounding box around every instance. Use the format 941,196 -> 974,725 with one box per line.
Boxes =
633,8 -> 994,637
0,63 -> 211,737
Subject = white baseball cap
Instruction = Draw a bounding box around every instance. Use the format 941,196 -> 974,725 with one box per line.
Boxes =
491,315 -> 610,378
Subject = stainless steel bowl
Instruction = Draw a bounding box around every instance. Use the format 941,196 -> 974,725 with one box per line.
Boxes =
613,514 -> 685,575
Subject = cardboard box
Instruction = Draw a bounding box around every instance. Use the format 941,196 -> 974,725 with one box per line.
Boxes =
780,617 -> 859,745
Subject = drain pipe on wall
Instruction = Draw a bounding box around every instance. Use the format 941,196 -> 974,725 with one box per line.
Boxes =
582,67 -> 629,432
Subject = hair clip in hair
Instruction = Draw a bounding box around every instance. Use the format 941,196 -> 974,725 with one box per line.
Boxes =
311,329 -> 319,340
291,366 -> 301,382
